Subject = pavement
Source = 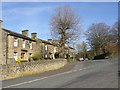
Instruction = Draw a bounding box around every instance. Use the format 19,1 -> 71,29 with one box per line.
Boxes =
2,58 -> 118,88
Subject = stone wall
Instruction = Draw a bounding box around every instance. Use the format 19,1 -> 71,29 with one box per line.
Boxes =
1,59 -> 67,80
1,29 -> 8,65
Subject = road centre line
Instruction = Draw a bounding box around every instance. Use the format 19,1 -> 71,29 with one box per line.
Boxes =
3,70 -> 74,88
3,66 -> 92,88
3,61 -> 108,88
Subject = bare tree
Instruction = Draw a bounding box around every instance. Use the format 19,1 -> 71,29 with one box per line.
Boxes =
110,21 -> 118,43
86,23 -> 110,55
76,43 -> 81,54
76,41 -> 87,59
49,6 -> 82,58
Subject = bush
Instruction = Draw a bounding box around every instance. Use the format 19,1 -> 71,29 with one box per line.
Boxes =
70,57 -> 74,59
31,54 -> 43,61
65,54 -> 70,59
87,56 -> 94,60
108,52 -> 118,58
16,59 -> 28,63
55,52 -> 59,58
28,57 -> 33,61
66,58 -> 75,63
93,53 -> 110,60
20,60 -> 28,62
16,59 -> 21,63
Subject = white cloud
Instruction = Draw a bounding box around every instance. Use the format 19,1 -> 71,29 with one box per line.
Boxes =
4,6 -> 53,16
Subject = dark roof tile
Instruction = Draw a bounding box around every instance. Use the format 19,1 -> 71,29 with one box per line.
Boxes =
2,28 -> 36,42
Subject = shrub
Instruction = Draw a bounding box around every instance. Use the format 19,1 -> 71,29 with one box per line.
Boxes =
55,52 -> 59,58
28,57 -> 33,61
16,59 -> 28,63
65,54 -> 70,59
93,53 -> 110,60
31,54 -> 43,61
16,59 -> 21,63
70,57 -> 74,59
20,60 -> 28,62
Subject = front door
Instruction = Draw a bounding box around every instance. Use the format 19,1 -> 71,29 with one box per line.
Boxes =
21,53 -> 27,60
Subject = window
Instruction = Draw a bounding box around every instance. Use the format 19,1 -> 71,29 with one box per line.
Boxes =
14,38 -> 18,47
23,40 -> 26,48
14,52 -> 18,61
65,44 -> 68,47
29,53 -> 32,57
29,42 -> 32,49
54,47 -> 56,53
45,54 -> 47,58
45,45 -> 48,50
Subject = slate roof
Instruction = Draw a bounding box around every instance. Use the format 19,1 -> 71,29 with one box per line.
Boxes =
2,28 -> 36,42
36,38 -> 57,46
2,28 -> 74,49
69,47 -> 74,49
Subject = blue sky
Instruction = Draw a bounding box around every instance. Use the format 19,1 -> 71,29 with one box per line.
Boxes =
2,2 -> 118,42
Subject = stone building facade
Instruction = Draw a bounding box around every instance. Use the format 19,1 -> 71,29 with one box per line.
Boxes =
1,28 -> 37,64
0,20 -> 74,65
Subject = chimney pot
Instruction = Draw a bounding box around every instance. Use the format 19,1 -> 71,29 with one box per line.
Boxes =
31,33 -> 37,39
48,39 -> 52,41
48,39 -> 53,43
22,30 -> 29,36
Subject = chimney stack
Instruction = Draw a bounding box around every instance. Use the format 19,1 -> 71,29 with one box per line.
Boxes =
48,39 -> 52,43
0,20 -> 3,28
22,30 -> 29,36
31,33 -> 37,39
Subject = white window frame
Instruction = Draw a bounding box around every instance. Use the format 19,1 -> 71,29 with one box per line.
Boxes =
54,47 -> 56,53
29,42 -> 32,49
14,52 -> 18,61
45,54 -> 47,58
14,38 -> 18,47
23,40 -> 26,48
45,45 -> 48,51
29,53 -> 32,57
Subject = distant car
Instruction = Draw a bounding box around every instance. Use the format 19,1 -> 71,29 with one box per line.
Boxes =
105,56 -> 109,59
85,58 -> 88,60
79,58 -> 84,61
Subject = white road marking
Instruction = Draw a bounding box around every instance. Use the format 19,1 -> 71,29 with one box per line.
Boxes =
3,70 -> 73,88
3,61 -> 109,88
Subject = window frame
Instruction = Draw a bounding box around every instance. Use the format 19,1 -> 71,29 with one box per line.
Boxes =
14,52 -> 18,61
45,54 -> 47,58
23,40 -> 26,48
29,53 -> 32,57
29,41 -> 33,49
13,38 -> 18,47
45,45 -> 48,51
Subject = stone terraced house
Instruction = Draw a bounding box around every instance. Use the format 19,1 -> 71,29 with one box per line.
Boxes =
0,20 -> 74,65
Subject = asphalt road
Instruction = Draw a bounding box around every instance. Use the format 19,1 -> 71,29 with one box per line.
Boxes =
2,58 -> 118,88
